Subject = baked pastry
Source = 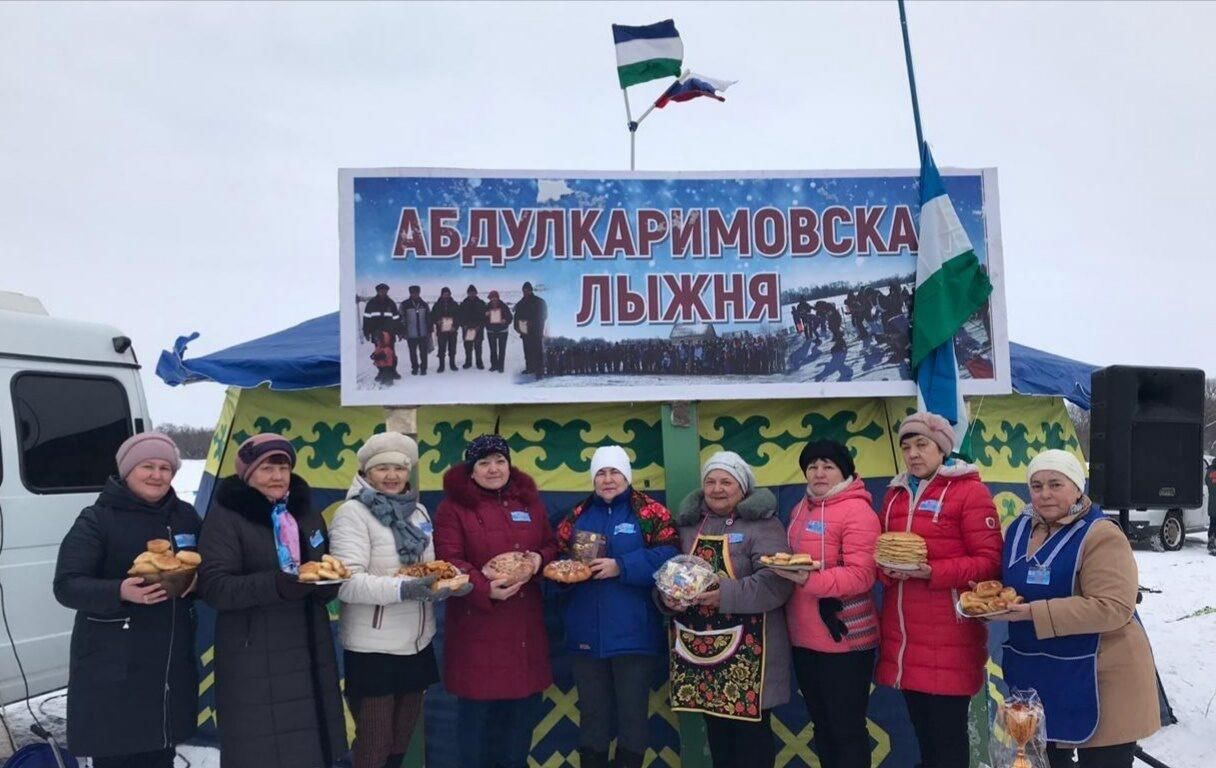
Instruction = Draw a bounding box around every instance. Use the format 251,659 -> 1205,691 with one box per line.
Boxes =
152,553 -> 182,571
974,580 -> 1003,598
875,532 -> 928,566
543,559 -> 593,584
959,581 -> 1023,615
175,551 -> 202,566
397,560 -> 460,581
146,539 -> 172,554
484,551 -> 535,585
759,552 -> 818,569
128,561 -> 158,576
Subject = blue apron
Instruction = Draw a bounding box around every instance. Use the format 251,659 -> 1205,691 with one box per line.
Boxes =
1001,505 -> 1106,744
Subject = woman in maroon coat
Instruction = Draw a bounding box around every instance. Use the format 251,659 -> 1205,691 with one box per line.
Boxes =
434,434 -> 558,768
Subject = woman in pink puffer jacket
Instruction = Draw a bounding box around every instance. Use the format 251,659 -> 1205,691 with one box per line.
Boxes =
772,440 -> 881,768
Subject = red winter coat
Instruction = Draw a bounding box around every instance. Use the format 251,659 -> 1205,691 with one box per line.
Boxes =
434,464 -> 558,700
875,461 -> 1002,696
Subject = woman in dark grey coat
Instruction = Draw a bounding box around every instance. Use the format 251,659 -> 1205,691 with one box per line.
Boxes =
53,432 -> 199,768
197,434 -> 346,768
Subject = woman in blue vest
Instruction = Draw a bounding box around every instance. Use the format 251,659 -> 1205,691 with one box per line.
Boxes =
555,445 -> 679,768
995,450 -> 1161,768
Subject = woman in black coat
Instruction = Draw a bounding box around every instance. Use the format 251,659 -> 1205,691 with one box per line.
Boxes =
197,434 -> 346,768
53,432 -> 200,768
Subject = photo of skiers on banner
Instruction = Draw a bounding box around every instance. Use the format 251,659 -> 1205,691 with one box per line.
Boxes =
341,170 -> 1007,405
356,273 -> 993,388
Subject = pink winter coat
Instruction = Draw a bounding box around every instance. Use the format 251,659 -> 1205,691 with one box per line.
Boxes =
785,478 -> 881,653
875,460 -> 1002,696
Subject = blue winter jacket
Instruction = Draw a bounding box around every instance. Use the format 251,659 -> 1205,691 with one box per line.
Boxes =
560,488 -> 678,658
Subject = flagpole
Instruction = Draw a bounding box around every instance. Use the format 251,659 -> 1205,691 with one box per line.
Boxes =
635,102 -> 657,128
622,89 -> 637,170
897,0 -> 925,155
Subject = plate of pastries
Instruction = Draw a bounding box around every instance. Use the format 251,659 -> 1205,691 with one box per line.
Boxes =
543,559 -> 593,584
759,552 -> 820,571
957,580 -> 1024,618
875,532 -> 928,571
298,555 -> 351,584
397,559 -> 470,591
127,539 -> 201,598
483,551 -> 535,585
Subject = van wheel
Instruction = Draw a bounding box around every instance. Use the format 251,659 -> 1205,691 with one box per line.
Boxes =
1158,511 -> 1185,552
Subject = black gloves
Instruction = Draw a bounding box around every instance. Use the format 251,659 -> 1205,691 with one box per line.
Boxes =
274,571 -> 315,601
818,597 -> 850,643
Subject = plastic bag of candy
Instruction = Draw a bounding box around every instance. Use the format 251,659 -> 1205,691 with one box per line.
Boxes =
654,555 -> 718,611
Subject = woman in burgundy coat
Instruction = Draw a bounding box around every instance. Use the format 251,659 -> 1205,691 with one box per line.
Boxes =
433,434 -> 558,768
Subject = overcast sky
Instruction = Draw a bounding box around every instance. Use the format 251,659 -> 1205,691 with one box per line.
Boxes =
2,1 -> 1213,427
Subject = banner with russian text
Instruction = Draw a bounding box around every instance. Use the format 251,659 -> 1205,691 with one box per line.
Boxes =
338,169 -> 1009,406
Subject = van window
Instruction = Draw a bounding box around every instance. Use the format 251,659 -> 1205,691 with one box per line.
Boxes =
12,373 -> 133,493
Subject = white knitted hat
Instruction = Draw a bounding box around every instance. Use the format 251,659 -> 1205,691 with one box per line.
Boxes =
590,445 -> 632,485
1027,449 -> 1086,494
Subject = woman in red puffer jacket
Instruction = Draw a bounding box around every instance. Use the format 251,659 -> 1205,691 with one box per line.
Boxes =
876,413 -> 1001,768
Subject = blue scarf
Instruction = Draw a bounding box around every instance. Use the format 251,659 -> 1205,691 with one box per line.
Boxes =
357,486 -> 429,565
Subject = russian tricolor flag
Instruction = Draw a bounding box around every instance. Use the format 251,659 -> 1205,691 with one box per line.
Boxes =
654,69 -> 737,108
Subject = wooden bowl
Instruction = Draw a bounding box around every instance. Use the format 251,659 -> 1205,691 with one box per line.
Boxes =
142,567 -> 197,599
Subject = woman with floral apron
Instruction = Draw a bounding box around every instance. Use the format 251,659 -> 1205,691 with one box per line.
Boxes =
660,451 -> 794,768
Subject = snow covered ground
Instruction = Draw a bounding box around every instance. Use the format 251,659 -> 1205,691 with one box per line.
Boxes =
6,527 -> 1210,766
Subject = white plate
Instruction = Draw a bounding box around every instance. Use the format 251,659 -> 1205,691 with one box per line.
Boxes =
307,578 -> 351,585
954,599 -> 1010,620
761,562 -> 819,572
876,561 -> 923,572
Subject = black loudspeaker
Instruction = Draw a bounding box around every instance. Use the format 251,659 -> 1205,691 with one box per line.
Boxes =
1089,365 -> 1204,509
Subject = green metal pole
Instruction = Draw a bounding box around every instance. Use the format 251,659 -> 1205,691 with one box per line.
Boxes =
660,402 -> 710,767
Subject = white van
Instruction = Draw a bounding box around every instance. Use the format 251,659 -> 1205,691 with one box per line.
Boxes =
1119,457 -> 1211,552
0,292 -> 152,704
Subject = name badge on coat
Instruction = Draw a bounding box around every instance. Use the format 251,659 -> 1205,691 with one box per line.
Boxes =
805,520 -> 825,535
614,522 -> 637,535
174,533 -> 197,549
419,521 -> 434,535
1027,566 -> 1052,585
917,499 -> 942,514
727,532 -> 745,544
510,510 -> 532,523
309,529 -> 325,548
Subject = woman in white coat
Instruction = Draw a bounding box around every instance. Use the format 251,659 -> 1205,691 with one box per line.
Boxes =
329,432 -> 471,768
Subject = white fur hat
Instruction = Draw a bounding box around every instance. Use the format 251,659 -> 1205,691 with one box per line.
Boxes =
357,431 -> 419,473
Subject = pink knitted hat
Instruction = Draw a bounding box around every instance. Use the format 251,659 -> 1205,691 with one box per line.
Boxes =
897,412 -> 955,456
115,432 -> 181,479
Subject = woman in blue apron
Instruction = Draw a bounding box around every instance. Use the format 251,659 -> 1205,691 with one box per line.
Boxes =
993,450 -> 1161,768
661,451 -> 794,768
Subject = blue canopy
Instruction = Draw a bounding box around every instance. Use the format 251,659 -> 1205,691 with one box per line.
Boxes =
157,312 -> 1097,409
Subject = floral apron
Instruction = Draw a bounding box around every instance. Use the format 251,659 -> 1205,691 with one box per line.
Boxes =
669,533 -> 766,721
